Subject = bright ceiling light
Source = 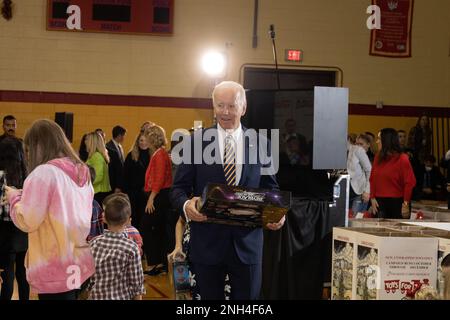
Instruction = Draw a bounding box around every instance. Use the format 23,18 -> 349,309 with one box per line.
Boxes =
201,51 -> 226,77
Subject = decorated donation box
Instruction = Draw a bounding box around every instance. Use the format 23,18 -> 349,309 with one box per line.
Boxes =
197,183 -> 291,228
332,227 -> 438,300
406,229 -> 450,299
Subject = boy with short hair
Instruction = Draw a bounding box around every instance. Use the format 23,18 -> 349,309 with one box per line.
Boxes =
103,193 -> 143,256
88,194 -> 145,300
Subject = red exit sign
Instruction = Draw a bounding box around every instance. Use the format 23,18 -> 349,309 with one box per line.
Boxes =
285,49 -> 303,62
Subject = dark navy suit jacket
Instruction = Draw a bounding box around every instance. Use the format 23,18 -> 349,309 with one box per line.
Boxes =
170,125 -> 279,265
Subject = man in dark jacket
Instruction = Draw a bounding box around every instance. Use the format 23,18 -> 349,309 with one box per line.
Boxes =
106,126 -> 126,193
416,155 -> 446,200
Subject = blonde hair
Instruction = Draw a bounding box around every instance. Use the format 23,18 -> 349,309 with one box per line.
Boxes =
144,125 -> 167,156
347,133 -> 357,145
85,131 -> 110,163
130,132 -> 149,162
24,119 -> 84,173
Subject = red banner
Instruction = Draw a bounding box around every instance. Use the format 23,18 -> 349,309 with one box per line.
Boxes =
370,0 -> 414,58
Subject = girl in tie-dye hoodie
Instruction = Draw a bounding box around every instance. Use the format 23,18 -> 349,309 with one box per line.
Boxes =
5,119 -> 95,300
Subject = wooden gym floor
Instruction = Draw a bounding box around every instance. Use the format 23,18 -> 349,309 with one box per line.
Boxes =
11,272 -> 174,300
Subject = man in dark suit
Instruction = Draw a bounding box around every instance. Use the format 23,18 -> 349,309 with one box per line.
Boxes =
171,81 -> 285,300
0,115 -> 18,141
416,154 -> 446,200
0,115 -> 26,175
106,125 -> 126,193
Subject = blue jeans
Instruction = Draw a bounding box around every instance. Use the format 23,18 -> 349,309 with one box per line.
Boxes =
350,195 -> 368,214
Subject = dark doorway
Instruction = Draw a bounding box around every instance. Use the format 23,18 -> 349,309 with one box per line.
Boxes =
242,67 -> 344,200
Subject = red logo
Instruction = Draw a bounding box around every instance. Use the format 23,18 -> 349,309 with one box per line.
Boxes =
384,280 -> 399,293
400,282 -> 413,294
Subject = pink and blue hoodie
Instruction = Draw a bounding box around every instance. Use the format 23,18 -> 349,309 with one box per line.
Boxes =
8,157 -> 95,294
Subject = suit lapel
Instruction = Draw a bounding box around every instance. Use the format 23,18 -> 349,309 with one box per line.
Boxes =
203,126 -> 226,182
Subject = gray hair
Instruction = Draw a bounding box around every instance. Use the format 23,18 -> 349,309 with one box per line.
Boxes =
212,81 -> 246,110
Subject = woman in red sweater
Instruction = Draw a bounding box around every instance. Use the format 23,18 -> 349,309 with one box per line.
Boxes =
142,124 -> 173,275
370,128 -> 416,219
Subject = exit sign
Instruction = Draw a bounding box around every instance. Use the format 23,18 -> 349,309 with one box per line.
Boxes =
285,49 -> 303,62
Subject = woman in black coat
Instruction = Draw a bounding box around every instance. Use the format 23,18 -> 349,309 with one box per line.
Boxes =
0,136 -> 29,300
123,132 -> 150,230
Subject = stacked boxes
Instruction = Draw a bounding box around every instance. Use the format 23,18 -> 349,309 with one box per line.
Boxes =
332,227 -> 438,300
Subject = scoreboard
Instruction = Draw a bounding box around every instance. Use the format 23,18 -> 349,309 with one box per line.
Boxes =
47,0 -> 174,35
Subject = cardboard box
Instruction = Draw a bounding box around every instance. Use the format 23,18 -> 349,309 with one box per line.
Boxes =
406,229 -> 450,299
411,202 -> 450,221
332,227 -> 399,300
348,219 -> 403,228
197,183 -> 291,228
332,227 -> 359,300
332,227 -> 438,300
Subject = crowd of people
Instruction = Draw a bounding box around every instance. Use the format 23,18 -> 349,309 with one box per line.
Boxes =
0,91 -> 449,300
0,115 -> 175,300
345,115 -> 450,219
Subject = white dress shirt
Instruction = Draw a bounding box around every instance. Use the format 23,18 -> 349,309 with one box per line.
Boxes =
183,123 -> 245,219
112,139 -> 124,163
217,123 -> 244,186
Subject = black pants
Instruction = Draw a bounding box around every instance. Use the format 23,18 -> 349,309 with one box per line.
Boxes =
38,290 -> 78,300
192,245 -> 261,300
375,197 -> 403,219
128,189 -> 147,231
0,251 -> 29,300
141,189 -> 171,266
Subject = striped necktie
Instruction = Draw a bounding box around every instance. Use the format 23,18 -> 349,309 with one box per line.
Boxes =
223,135 -> 236,186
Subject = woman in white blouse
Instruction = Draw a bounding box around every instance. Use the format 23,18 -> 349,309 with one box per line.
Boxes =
347,136 -> 372,214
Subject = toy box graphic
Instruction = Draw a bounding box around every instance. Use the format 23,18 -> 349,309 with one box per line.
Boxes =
332,227 -> 386,300
356,245 -> 378,300
197,183 -> 291,228
355,231 -> 437,300
332,239 -> 354,300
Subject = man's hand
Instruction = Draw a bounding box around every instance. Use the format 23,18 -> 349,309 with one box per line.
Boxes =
266,215 -> 285,231
185,197 -> 207,222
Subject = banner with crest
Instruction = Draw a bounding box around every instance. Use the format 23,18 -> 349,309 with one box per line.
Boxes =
370,0 -> 414,58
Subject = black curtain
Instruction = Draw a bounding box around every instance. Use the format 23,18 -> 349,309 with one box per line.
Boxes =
262,198 -> 332,299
